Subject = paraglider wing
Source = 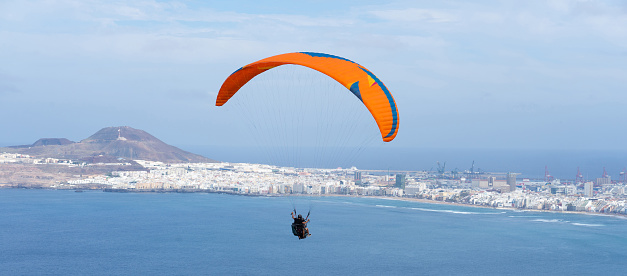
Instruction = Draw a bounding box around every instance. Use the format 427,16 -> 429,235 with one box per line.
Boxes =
215,52 -> 399,142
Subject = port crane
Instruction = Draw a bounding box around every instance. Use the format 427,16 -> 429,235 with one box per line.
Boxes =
436,161 -> 446,176
465,161 -> 481,180
575,167 -> 585,185
544,166 -> 554,183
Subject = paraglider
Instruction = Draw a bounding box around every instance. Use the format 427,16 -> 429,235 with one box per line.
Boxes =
291,211 -> 310,239
215,52 -> 400,239
215,52 -> 399,142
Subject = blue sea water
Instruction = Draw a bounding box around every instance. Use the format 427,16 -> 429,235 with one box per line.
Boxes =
1,189 -> 626,275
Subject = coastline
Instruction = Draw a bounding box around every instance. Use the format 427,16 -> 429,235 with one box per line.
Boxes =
293,193 -> 627,219
3,186 -> 626,219
373,195 -> 627,219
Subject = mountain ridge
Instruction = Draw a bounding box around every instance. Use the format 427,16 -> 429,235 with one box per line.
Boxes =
1,126 -> 217,163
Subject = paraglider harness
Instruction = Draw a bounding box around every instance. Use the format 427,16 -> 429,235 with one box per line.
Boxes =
291,209 -> 310,240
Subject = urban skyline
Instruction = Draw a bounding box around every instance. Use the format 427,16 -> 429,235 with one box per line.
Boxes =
2,152 -> 627,216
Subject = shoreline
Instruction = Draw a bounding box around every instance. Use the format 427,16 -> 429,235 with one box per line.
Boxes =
3,186 -> 626,219
258,193 -> 627,219
371,195 -> 627,219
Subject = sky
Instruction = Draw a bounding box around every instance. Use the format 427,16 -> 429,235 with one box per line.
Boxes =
1,0 -> 627,160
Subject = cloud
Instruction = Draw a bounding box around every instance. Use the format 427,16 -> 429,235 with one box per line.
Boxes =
369,8 -> 456,23
0,0 -> 365,66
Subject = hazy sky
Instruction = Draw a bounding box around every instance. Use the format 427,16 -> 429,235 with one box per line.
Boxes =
1,0 -> 626,152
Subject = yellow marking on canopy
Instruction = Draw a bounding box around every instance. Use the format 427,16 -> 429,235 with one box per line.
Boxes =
367,75 -> 376,87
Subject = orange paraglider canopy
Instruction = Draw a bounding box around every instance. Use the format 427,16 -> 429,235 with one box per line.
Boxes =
215,52 -> 399,142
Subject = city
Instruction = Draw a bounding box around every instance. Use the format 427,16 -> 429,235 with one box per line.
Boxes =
3,152 -> 627,216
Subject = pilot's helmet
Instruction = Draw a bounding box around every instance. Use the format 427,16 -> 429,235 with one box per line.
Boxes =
298,214 -> 303,219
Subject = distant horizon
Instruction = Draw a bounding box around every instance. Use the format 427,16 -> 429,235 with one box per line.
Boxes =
3,125 -> 626,182
3,137 -> 627,181
183,144 -> 627,181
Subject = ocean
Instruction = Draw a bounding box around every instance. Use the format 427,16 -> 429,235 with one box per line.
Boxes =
1,189 -> 626,275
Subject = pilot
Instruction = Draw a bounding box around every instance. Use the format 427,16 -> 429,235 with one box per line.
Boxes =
291,212 -> 311,238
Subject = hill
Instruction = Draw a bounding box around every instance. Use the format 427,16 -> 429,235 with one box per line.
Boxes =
1,126 -> 217,163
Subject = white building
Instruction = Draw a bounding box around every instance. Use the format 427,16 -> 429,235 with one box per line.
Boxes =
584,182 -> 594,197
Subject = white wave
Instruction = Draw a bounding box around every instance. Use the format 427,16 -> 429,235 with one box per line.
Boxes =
571,223 -> 604,227
375,205 -> 397,208
581,212 -> 627,220
532,219 -> 569,223
408,207 -> 496,215
508,215 -> 540,218
377,197 -> 404,202
522,218 -> 605,227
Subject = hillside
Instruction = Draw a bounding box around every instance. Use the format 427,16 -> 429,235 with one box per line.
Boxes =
1,126 -> 217,163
